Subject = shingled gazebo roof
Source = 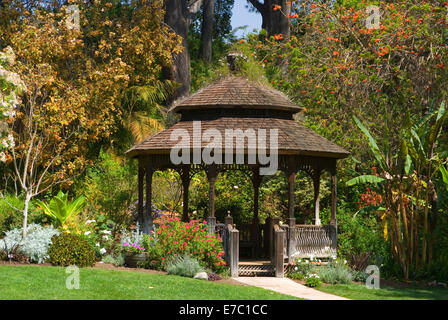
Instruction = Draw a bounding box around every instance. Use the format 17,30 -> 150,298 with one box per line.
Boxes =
126,76 -> 349,159
170,76 -> 302,113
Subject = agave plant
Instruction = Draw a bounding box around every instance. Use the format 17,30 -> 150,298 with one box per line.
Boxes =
35,191 -> 85,229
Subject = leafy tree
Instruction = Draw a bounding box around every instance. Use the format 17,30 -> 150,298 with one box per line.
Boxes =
243,0 -> 448,160
81,150 -> 137,233
0,1 -> 181,237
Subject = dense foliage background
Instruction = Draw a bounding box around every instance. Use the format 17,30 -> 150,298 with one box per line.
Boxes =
1,0 -> 447,281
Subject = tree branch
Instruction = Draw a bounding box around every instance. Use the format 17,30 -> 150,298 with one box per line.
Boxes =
247,0 -> 265,14
188,0 -> 203,15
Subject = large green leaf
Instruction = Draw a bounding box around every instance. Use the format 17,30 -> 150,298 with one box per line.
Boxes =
353,116 -> 387,171
428,102 -> 448,148
346,175 -> 386,186
35,192 -> 85,228
404,154 -> 412,175
441,166 -> 448,192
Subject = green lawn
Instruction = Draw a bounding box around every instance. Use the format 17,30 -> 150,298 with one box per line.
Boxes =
0,265 -> 299,300
317,282 -> 448,300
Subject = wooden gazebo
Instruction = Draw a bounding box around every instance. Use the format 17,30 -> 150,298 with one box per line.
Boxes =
126,75 -> 349,277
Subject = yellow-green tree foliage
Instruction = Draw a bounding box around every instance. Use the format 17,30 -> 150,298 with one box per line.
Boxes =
0,0 -> 182,188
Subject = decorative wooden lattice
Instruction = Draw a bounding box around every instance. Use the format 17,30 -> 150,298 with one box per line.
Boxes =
238,264 -> 275,277
291,225 -> 337,259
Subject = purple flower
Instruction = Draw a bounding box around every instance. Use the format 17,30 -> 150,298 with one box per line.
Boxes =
123,242 -> 129,247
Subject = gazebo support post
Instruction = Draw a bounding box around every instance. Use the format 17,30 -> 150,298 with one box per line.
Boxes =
251,169 -> 262,257
181,166 -> 191,222
207,165 -> 217,233
330,164 -> 338,253
137,161 -> 145,232
330,165 -> 337,227
313,169 -> 322,226
144,166 -> 154,234
286,160 -> 296,263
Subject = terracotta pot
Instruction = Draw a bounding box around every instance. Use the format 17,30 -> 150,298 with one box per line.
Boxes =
124,252 -> 148,268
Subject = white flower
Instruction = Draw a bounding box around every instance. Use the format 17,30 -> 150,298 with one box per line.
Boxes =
85,220 -> 96,224
84,231 -> 91,236
99,248 -> 107,255
102,235 -> 109,240
101,230 -> 111,235
344,260 -> 347,264
304,260 -> 309,264
96,242 -> 100,247
294,266 -> 298,271
233,185 -> 239,189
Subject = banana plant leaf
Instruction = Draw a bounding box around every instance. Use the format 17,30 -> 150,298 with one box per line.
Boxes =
346,175 -> 386,186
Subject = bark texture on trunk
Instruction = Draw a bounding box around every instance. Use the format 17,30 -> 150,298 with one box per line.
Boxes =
248,0 -> 291,37
164,0 -> 203,101
164,0 -> 192,100
200,0 -> 214,62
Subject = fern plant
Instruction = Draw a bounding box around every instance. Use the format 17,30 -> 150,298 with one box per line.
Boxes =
35,191 -> 85,229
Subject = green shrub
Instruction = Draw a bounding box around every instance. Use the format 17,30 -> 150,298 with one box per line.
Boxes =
318,260 -> 354,284
286,258 -> 318,280
48,233 -> 96,267
166,255 -> 203,278
352,270 -> 368,283
102,254 -> 125,267
0,195 -> 43,237
304,274 -> 322,287
80,150 -> 136,231
288,272 -> 305,280
0,196 -> 22,237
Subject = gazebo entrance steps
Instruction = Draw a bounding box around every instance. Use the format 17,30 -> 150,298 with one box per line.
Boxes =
238,261 -> 276,277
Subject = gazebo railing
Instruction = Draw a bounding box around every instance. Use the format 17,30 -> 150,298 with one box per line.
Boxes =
215,219 -> 239,277
289,224 -> 337,259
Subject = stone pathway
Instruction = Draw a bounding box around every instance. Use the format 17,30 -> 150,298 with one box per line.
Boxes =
234,277 -> 350,300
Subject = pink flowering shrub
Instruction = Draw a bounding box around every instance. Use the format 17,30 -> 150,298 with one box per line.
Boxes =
145,218 -> 227,273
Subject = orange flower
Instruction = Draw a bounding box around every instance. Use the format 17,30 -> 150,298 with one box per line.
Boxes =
273,5 -> 281,11
273,33 -> 283,40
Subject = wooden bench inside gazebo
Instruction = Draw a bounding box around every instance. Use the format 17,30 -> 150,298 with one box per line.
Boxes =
126,73 -> 349,277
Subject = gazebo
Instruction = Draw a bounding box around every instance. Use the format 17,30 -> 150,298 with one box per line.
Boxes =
126,75 -> 349,277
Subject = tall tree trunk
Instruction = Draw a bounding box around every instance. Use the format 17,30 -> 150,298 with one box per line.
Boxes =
164,0 -> 191,100
200,0 -> 214,62
248,0 -> 291,37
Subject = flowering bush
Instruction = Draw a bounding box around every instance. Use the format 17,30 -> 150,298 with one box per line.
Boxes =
0,46 -> 25,163
285,257 -> 321,280
145,218 -> 227,273
71,217 -> 115,258
122,242 -> 145,254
